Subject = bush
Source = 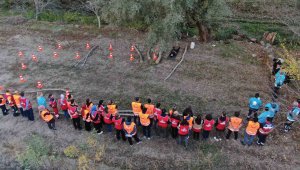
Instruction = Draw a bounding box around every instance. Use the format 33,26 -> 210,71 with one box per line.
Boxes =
64,145 -> 80,158
17,134 -> 51,169
214,27 -> 237,41
39,11 -> 63,22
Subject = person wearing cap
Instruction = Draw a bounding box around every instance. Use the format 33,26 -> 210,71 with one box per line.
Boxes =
258,107 -> 275,125
284,101 -> 300,132
247,93 -> 262,120
13,91 -> 22,116
123,117 -> 141,145
257,117 -> 274,146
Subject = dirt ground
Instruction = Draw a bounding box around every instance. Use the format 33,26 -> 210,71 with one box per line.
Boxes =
0,16 -> 299,169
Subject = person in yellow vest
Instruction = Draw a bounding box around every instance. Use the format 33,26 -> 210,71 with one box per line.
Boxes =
40,108 -> 56,130
0,94 -> 8,115
139,107 -> 151,139
123,117 -> 141,145
107,100 -> 118,117
13,91 -> 22,116
241,117 -> 260,146
144,98 -> 155,127
132,97 -> 142,125
226,111 -> 243,140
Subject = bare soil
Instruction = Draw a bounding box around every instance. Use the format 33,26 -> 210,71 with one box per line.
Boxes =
0,16 -> 299,170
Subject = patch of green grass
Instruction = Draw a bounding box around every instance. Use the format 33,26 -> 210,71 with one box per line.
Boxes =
214,27 -> 238,41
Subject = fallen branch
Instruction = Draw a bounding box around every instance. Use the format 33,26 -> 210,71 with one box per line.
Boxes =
164,45 -> 188,81
134,45 -> 143,63
81,45 -> 99,68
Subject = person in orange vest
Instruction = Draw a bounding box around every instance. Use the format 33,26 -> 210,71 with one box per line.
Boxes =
177,119 -> 190,148
132,97 -> 142,125
214,112 -> 229,141
5,90 -> 17,116
68,99 -> 82,130
103,107 -> 113,132
192,116 -> 202,140
153,103 -> 162,130
202,114 -> 215,140
20,91 -> 34,121
48,94 -> 59,118
241,117 -> 260,146
0,94 -> 8,115
40,108 -> 56,130
58,94 -> 69,119
257,117 -> 274,146
107,99 -> 118,117
144,98 -> 155,127
112,113 -> 126,141
13,91 -> 22,116
139,107 -> 151,139
225,111 -> 243,140
157,109 -> 169,138
170,111 -> 181,139
123,117 -> 141,145
91,105 -> 103,134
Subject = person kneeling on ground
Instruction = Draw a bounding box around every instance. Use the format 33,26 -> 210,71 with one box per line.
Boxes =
40,107 -> 56,130
257,117 -> 274,146
177,119 -> 189,148
123,117 -> 141,145
241,117 -> 260,146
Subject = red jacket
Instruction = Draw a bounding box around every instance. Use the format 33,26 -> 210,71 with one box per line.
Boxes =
157,114 -> 169,128
178,124 -> 189,136
112,117 -> 123,130
216,117 -> 228,131
59,98 -> 68,111
103,112 -> 112,124
91,111 -> 101,124
170,117 -> 180,128
203,119 -> 215,131
68,105 -> 79,119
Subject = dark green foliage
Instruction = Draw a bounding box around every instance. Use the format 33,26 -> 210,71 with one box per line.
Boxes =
214,27 -> 238,40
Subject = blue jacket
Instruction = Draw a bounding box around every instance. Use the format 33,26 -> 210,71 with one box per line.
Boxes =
91,105 -> 97,117
37,96 -> 47,108
258,111 -> 274,124
275,72 -> 286,87
249,97 -> 262,110
287,107 -> 300,122
265,103 -> 279,115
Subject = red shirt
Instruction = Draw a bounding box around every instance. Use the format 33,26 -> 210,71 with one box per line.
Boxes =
154,108 -> 162,120
203,119 -> 215,131
157,115 -> 169,128
68,105 -> 79,119
178,124 -> 189,136
216,117 -> 228,131
112,117 -> 123,130
170,117 -> 180,128
103,112 -> 112,124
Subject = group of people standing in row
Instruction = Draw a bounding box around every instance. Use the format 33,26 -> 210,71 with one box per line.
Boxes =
1,89 -> 299,148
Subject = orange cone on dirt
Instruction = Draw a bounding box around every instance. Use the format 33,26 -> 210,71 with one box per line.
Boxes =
32,54 -> 38,62
153,53 -> 158,61
18,51 -> 24,57
75,52 -> 80,60
19,75 -> 26,83
53,51 -> 59,58
38,46 -> 43,52
37,81 -> 43,89
109,43 -> 113,51
108,52 -> 113,59
86,43 -> 91,50
21,63 -> 27,70
130,45 -> 135,52
130,53 -> 134,61
57,43 -> 62,50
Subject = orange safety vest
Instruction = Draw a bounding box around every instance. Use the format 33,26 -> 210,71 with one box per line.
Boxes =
139,113 -> 150,126
228,117 -> 243,131
107,104 -> 117,116
246,121 -> 260,136
188,117 -> 194,129
40,110 -> 53,122
5,92 -> 15,106
144,104 -> 155,115
132,102 -> 142,115
123,122 -> 136,135
13,94 -> 21,107
0,95 -> 6,105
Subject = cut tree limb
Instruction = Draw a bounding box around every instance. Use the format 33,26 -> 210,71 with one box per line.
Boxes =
155,51 -> 163,64
134,45 -> 143,63
81,45 -> 99,67
164,45 -> 188,81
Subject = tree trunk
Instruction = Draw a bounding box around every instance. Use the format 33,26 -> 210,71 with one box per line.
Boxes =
35,7 -> 39,20
96,15 -> 101,28
196,22 -> 210,43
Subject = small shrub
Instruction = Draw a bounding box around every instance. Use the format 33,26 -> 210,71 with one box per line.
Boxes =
64,145 -> 80,158
78,155 -> 90,170
94,145 -> 106,162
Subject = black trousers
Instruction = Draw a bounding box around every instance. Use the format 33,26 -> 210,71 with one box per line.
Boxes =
47,118 -> 55,129
193,131 -> 200,140
85,121 -> 92,131
116,129 -> 126,141
127,134 -> 140,145
171,127 -> 178,139
0,105 -> 8,115
257,132 -> 267,144
93,123 -> 102,133
248,108 -> 258,117
134,115 -> 140,126
226,129 -> 238,140
273,86 -> 280,98
142,125 -> 151,138
72,117 -> 81,130
202,130 -> 210,139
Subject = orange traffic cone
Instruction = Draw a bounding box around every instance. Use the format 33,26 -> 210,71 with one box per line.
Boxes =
86,43 -> 91,50
21,63 -> 27,70
53,51 -> 59,58
130,53 -> 134,61
38,45 -> 43,52
109,43 -> 113,51
153,53 -> 158,61
19,75 -> 26,83
108,52 -> 113,59
75,52 -> 80,60
18,51 -> 24,57
32,54 -> 38,62
57,43 -> 62,50
37,81 -> 43,89
130,45 -> 135,52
